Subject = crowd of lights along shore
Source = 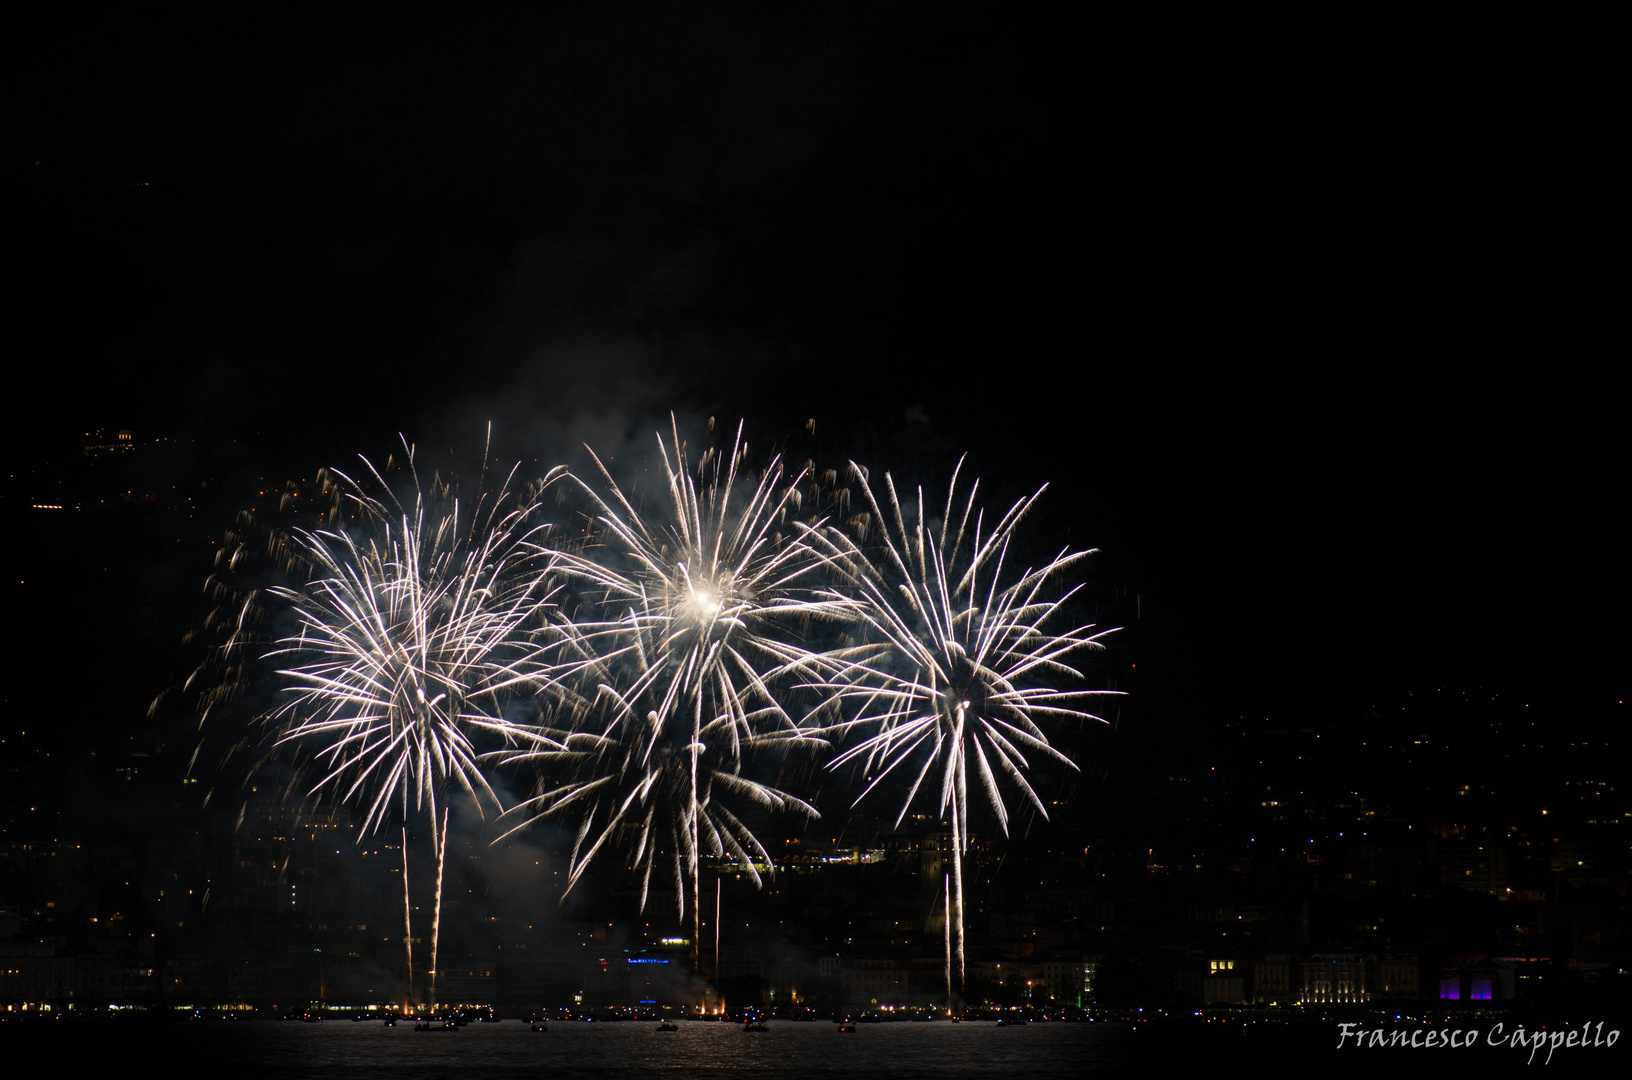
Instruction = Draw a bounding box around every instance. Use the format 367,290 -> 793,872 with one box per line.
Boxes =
173,418 -> 1121,1010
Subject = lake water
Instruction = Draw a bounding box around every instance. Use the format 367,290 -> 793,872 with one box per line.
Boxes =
24,1018 -> 1143,1079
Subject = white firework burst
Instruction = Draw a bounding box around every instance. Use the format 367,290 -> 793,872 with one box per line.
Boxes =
266,441 -> 567,1006
800,456 -> 1119,992
492,418 -> 849,957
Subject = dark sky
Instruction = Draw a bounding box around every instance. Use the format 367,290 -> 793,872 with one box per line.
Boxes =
15,6 -> 1621,738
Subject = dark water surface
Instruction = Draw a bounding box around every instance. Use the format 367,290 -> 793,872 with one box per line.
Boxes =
26,1018 -> 1142,1079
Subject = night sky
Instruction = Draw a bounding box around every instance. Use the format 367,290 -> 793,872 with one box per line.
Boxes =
14,8 -> 1621,755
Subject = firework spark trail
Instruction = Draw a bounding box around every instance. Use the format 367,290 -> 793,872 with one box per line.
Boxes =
402,826 -> 413,997
796,455 -> 1120,992
944,871 -> 952,1016
429,805 -> 449,1006
263,439 -> 569,1006
491,418 -> 853,961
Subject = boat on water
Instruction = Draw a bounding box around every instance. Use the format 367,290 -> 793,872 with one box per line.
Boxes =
656,1022 -> 678,1032
413,1019 -> 460,1032
743,1021 -> 769,1032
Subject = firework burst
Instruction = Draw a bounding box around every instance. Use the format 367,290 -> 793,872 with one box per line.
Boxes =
491,418 -> 849,958
264,439 -> 567,1006
800,456 -> 1120,994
